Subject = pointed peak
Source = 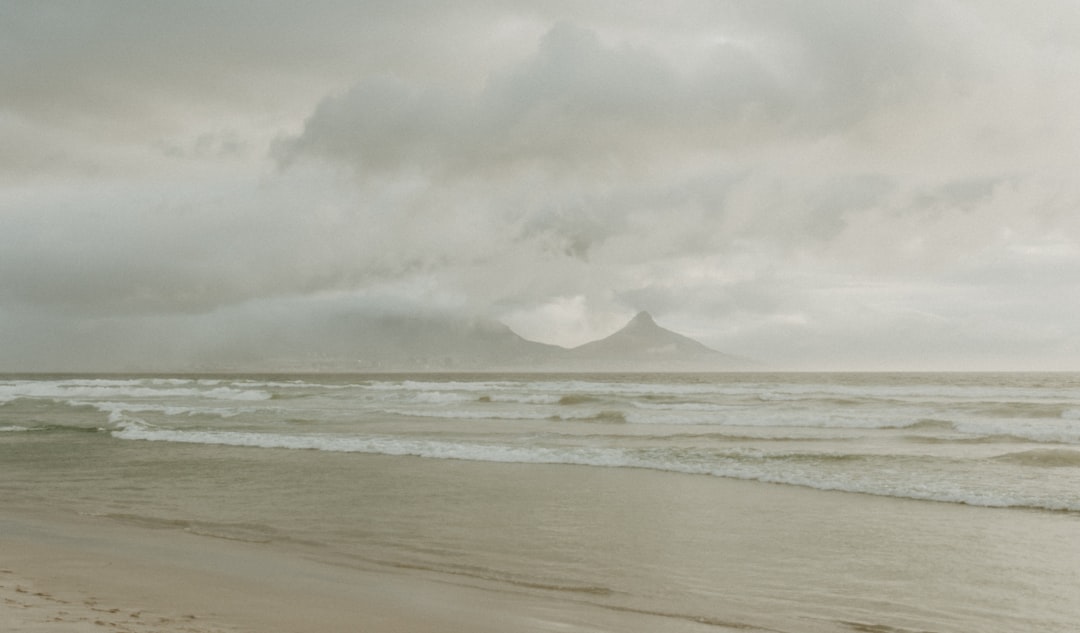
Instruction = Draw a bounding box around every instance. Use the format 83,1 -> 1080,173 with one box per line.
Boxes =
617,311 -> 661,335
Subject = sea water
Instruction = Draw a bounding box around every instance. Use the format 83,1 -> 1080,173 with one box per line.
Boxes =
2,372 -> 1079,632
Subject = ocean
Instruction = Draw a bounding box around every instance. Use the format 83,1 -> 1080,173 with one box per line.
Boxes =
3,372 -> 1079,632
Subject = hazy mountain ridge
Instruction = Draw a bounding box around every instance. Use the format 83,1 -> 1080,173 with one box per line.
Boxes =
568,312 -> 732,365
199,310 -> 748,372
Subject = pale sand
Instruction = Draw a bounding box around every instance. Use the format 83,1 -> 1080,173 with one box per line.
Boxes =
1,510 -> 519,633
1,567 -> 234,633
1,506 -> 729,633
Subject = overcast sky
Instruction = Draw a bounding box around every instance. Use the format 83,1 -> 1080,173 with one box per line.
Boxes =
2,1 -> 1079,371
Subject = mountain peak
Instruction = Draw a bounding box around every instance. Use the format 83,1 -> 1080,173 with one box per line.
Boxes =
628,311 -> 656,327
568,309 -> 729,362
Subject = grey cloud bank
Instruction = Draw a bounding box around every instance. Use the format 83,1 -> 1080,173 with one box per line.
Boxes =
2,1 -> 1078,371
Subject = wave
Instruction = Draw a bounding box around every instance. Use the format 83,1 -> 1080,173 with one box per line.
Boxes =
755,394 -> 878,406
641,431 -> 851,443
75,400 -> 260,420
410,391 -> 476,404
974,402 -> 1080,420
557,394 -> 603,405
904,434 -> 1045,445
630,400 -> 745,413
949,420 -> 1080,445
110,423 -> 1080,512
894,419 -> 957,431
485,394 -> 566,405
357,400 -> 1080,437
144,378 -> 222,386
0,380 -> 271,402
990,449 -> 1080,468
620,410 -> 962,430
364,379 -> 731,398
15,373 -> 1076,402
365,380 -> 519,393
566,410 -> 627,424
378,408 -> 556,421
0,423 -> 102,434
376,407 -> 627,423
387,404 -> 906,429
361,391 -> 582,406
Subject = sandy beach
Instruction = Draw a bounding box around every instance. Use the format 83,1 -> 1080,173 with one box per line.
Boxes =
1,566 -> 234,633
2,510 -> 516,633
1,503 -> 740,633
2,509 -> 510,633
1,508 -> 247,633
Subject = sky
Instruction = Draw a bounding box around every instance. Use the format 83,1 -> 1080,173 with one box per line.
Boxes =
2,0 -> 1079,371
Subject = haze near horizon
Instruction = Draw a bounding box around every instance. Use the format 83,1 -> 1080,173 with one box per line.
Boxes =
2,2 -> 1079,372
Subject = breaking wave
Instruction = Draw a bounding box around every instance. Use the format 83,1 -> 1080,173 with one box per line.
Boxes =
990,449 -> 1080,468
10,373 -> 1080,515
0,379 -> 271,402
110,422 -> 1080,512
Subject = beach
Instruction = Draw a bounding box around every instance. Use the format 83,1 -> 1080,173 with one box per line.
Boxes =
1,461 -> 824,633
3,373 -> 1080,632
5,454 -> 1080,633
5,499 -> 687,633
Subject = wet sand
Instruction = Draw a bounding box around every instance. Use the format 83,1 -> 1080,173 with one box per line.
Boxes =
1,504 -> 734,633
1,567 -> 234,633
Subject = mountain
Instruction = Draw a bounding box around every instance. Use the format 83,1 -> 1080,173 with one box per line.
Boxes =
194,310 -> 748,372
198,312 -> 563,372
560,311 -> 745,371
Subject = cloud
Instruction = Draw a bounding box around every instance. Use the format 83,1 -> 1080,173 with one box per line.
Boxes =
2,2 -> 1079,369
278,17 -> 864,180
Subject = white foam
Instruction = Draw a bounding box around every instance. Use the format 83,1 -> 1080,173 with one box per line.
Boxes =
991,448 -> 1080,468
486,394 -> 564,404
76,400 -> 257,419
378,405 -> 627,422
0,380 -> 271,402
379,407 -> 556,421
13,374 -> 1080,513
109,424 -> 1080,513
620,407 -> 934,430
365,380 -> 513,393
951,418 -> 1080,444
200,387 -> 273,401
409,391 -> 475,404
